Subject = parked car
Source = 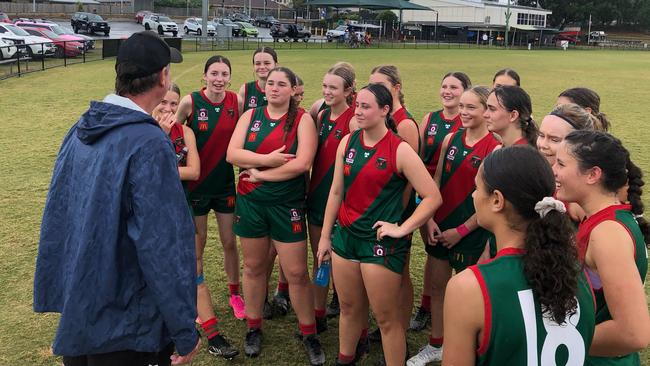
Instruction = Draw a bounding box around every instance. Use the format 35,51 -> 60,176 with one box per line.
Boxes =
235,21 -> 258,37
230,12 -> 252,23
15,21 -> 92,50
135,10 -> 152,24
213,18 -> 241,37
183,17 -> 215,36
0,23 -> 55,58
22,27 -> 84,58
143,14 -> 178,37
0,12 -> 12,24
70,12 -> 110,36
270,23 -> 311,42
326,23 -> 378,42
0,37 -> 18,60
254,15 -> 278,28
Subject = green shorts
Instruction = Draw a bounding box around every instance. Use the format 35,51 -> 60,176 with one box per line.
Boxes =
332,226 -> 410,274
307,207 -> 325,227
233,195 -> 307,243
425,228 -> 489,272
189,195 -> 236,216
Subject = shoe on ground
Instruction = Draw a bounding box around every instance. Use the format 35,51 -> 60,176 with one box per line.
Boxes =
207,334 -> 239,360
335,358 -> 356,366
326,292 -> 340,318
263,299 -> 274,320
228,294 -> 246,320
367,328 -> 381,343
409,306 -> 431,331
407,344 -> 443,366
244,328 -> 263,358
302,334 -> 326,366
354,336 -> 369,362
272,291 -> 291,316
316,316 -> 328,334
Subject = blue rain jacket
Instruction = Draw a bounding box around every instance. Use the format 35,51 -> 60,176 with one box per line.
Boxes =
34,99 -> 198,356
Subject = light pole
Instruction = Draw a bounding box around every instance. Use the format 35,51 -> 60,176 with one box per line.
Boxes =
434,9 -> 438,42
504,0 -> 511,48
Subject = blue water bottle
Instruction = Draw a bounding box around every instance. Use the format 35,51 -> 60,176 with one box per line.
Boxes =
314,260 -> 331,287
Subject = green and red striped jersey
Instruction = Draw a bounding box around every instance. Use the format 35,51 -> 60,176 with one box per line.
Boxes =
187,89 -> 239,198
337,129 -> 406,241
237,107 -> 306,205
472,248 -> 595,366
422,110 -> 462,177
243,80 -> 267,112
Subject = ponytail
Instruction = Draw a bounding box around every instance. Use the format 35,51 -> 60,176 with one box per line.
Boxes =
524,209 -> 579,324
626,158 -> 650,243
284,96 -> 299,141
386,115 -> 397,133
594,112 -> 611,132
521,116 -> 539,146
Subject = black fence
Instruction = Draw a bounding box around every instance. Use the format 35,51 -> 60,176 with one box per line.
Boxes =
2,36 -> 649,80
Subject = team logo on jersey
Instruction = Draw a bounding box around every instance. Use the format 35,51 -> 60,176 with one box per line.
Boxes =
248,96 -> 258,108
375,157 -> 387,170
334,129 -> 343,140
427,136 -> 434,145
471,155 -> 482,168
328,124 -> 333,131
444,123 -> 451,129
215,107 -> 221,113
290,209 -> 303,233
198,108 -> 209,121
251,120 -> 262,132
343,164 -> 351,176
373,243 -> 386,257
227,108 -> 235,117
270,122 -> 277,127
248,132 -> 257,142
290,208 -> 301,222
446,146 -> 459,161
227,196 -> 236,208
345,148 -> 357,164
427,123 -> 438,136
364,152 -> 370,158
198,121 -> 209,131
463,150 -> 468,157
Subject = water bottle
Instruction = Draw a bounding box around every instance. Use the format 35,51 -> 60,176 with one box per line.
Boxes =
314,260 -> 331,287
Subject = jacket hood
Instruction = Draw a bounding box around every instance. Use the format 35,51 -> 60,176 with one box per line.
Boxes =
77,101 -> 158,144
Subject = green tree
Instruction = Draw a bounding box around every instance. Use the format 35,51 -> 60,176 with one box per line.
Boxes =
375,10 -> 397,24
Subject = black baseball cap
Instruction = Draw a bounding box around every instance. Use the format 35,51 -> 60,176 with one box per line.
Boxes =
116,31 -> 182,78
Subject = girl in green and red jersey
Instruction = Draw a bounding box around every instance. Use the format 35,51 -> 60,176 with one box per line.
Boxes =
317,84 -> 441,366
411,71 -> 471,332
484,85 -> 538,147
554,131 -> 650,365
306,62 -> 357,332
409,86 -> 501,366
442,145 -> 596,366
227,67 -> 326,365
238,46 -> 277,112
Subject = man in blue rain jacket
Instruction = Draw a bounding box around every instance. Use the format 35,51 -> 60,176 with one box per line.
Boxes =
34,31 -> 199,366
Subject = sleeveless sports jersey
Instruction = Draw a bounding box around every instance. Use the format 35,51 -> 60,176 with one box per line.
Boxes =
238,107 -> 306,205
471,248 -> 595,366
513,137 -> 530,146
337,129 -> 407,241
422,110 -> 462,177
243,80 -> 267,112
169,123 -> 188,167
307,106 -> 355,219
576,204 -> 648,366
187,89 -> 239,198
435,130 -> 500,249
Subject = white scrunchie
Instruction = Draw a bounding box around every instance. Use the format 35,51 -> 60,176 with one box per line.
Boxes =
534,197 -> 567,218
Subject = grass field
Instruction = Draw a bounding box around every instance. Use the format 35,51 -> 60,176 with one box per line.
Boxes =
1,48 -> 649,365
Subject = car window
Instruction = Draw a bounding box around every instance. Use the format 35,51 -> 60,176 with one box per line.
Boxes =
25,29 -> 41,36
159,16 -> 172,22
6,24 -> 29,36
335,25 -> 346,31
50,25 -> 66,35
88,14 -> 103,21
0,27 -> 6,34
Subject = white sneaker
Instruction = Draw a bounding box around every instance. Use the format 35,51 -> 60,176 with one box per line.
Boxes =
407,344 -> 443,366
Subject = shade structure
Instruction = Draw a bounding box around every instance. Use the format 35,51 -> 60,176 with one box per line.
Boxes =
305,0 -> 431,11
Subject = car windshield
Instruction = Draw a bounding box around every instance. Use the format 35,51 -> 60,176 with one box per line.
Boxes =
5,24 -> 29,36
240,22 -> 253,28
59,26 -> 75,35
335,25 -> 346,31
0,14 -> 8,21
159,16 -> 172,22
88,14 -> 103,21
49,25 -> 67,35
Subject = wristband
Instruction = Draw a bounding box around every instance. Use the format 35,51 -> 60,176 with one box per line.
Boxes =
456,224 -> 470,238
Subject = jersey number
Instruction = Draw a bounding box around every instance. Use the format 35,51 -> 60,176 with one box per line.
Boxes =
517,289 -> 585,366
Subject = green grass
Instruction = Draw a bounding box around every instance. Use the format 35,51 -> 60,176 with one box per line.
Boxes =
1,48 -> 649,365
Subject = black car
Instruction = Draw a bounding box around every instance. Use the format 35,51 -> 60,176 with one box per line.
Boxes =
254,15 -> 278,28
71,12 -> 110,36
229,13 -> 252,23
270,23 -> 311,42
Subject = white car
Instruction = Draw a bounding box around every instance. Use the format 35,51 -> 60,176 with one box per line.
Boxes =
0,37 -> 18,60
143,14 -> 178,37
183,17 -> 215,36
0,23 -> 55,58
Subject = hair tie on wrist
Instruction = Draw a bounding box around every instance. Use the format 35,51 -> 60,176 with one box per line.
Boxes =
534,197 -> 566,218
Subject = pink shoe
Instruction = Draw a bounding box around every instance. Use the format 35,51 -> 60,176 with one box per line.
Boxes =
229,294 -> 246,320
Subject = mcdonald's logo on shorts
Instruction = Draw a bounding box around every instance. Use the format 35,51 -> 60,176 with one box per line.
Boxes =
227,196 -> 235,208
292,222 -> 302,233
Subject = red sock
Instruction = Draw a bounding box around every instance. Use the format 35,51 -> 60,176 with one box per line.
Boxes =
421,294 -> 431,311
429,336 -> 443,347
315,308 -> 326,319
247,317 -> 262,330
359,328 -> 368,340
228,283 -> 240,296
201,317 -> 220,340
338,353 -> 355,363
299,322 -> 316,336
277,281 -> 289,294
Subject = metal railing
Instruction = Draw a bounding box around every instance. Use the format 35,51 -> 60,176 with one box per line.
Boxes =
2,36 -> 648,80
